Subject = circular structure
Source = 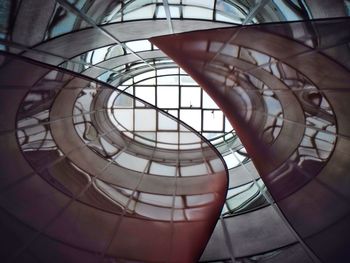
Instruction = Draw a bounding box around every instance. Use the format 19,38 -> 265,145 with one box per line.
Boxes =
0,1 -> 350,263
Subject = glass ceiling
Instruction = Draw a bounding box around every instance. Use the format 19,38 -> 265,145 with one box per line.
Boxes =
58,37 -> 268,217
0,1 -> 349,262
1,0 -> 342,220
111,65 -> 234,140
60,38 -> 234,141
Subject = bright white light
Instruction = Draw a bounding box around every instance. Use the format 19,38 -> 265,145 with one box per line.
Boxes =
126,40 -> 152,53
203,92 -> 219,108
181,86 -> 201,107
135,86 -> 155,106
157,86 -> 179,108
203,110 -> 223,131
180,109 -> 201,130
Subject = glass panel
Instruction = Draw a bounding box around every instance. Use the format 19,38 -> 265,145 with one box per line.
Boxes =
186,193 -> 215,206
150,162 -> 176,176
203,92 -> 219,108
134,71 -> 156,84
91,45 -> 112,64
181,86 -> 201,108
179,109 -> 201,130
273,0 -> 301,20
156,6 -> 167,18
202,132 -> 224,141
113,93 -> 134,108
157,86 -> 179,108
135,109 -> 156,131
126,40 -> 152,53
181,163 -> 208,176
165,109 -> 178,118
100,137 -> 119,155
216,13 -> 242,23
134,131 -> 156,146
158,112 -> 178,130
110,109 -> 133,131
169,6 -> 180,18
183,6 -> 213,19
180,75 -> 197,85
123,5 -> 156,20
157,131 -> 178,144
48,4 -> 80,38
203,110 -> 224,131
107,45 -> 124,59
157,75 -> 179,85
221,44 -> 239,57
179,131 -> 201,144
225,117 -> 233,132
135,86 -> 155,106
157,68 -> 178,76
183,0 -> 215,8
138,192 -> 174,207
216,0 -> 245,23
223,153 -> 240,169
115,152 -> 148,172
156,5 -> 180,18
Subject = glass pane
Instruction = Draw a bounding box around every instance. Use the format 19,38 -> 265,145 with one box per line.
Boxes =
215,13 -> 242,23
183,0 -> 214,8
165,109 -> 178,118
110,109 -> 133,131
158,112 -> 178,130
150,162 -> 176,176
221,44 -> 239,57
126,40 -> 152,53
156,6 -> 167,18
183,6 -> 213,19
115,152 -> 148,172
135,86 -> 155,106
123,5 -> 156,20
181,86 -> 201,107
273,0 -> 301,20
180,109 -> 201,130
157,131 -> 178,144
169,6 -> 180,18
203,92 -> 219,108
157,68 -> 178,76
225,117 -> 233,132
180,75 -> 197,85
91,45 -> 111,64
203,110 -> 223,131
113,93 -> 134,108
180,131 -> 201,144
107,45 -> 124,59
134,70 -> 155,84
157,75 -> 179,85
156,5 -> 180,18
223,153 -> 240,169
181,163 -> 208,176
138,192 -> 174,207
216,0 -> 245,20
134,131 -> 156,146
157,86 -> 179,108
135,109 -> 156,131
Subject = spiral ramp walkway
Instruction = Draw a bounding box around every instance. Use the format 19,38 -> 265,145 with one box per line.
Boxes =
0,1 -> 350,262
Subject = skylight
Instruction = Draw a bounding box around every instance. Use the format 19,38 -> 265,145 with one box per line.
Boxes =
109,66 -> 234,143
